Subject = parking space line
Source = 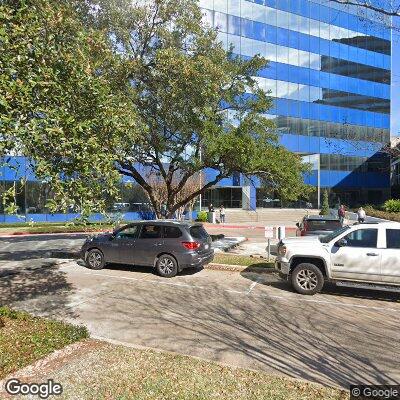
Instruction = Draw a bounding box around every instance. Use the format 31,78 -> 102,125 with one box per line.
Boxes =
83,271 -> 400,313
246,280 -> 259,294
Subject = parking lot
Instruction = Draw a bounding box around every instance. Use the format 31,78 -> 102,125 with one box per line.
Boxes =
1,234 -> 400,389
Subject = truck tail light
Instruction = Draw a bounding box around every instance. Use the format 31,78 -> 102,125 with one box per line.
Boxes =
182,241 -> 200,250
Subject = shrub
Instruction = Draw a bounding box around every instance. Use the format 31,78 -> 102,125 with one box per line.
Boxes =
363,205 -> 400,222
320,190 -> 330,215
196,210 -> 208,222
383,199 -> 400,213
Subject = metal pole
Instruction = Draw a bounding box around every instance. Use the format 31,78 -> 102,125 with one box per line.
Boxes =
267,238 -> 271,262
199,147 -> 202,211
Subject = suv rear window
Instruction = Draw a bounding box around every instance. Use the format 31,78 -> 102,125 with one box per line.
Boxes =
306,220 -> 342,231
190,226 -> 209,240
163,226 -> 182,238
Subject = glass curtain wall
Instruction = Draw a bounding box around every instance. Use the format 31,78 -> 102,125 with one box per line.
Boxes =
200,0 -> 391,207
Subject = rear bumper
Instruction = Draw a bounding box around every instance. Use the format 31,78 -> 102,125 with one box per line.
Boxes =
179,251 -> 214,270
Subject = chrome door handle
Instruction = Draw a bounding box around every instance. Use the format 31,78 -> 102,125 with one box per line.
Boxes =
154,243 -> 163,246
366,253 -> 379,256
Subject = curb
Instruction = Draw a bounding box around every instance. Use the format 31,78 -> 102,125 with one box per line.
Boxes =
213,236 -> 247,252
206,263 -> 275,274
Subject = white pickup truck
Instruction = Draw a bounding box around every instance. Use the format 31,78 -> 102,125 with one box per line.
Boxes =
275,222 -> 400,295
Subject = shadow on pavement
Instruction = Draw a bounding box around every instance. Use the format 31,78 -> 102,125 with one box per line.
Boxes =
76,260 -> 202,277
0,264 -> 77,318
240,269 -> 400,302
104,278 -> 399,388
0,234 -> 89,243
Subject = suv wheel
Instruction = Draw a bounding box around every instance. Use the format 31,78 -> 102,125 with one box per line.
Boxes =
156,254 -> 178,278
291,263 -> 324,295
86,249 -> 105,270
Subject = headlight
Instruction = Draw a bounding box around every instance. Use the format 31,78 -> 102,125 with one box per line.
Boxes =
278,245 -> 287,256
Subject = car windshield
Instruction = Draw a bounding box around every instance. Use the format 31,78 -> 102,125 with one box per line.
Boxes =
307,220 -> 342,231
319,226 -> 350,243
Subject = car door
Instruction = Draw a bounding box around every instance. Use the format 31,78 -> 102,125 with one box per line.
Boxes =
133,224 -> 164,266
111,224 -> 140,265
162,225 -> 183,255
381,228 -> 400,284
330,227 -> 381,281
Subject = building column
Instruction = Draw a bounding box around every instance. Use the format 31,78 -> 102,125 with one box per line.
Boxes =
242,176 -> 256,210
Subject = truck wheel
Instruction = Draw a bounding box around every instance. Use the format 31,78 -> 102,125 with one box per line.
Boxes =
291,263 -> 324,295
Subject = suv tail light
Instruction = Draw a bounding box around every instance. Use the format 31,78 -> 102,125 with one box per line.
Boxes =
182,241 -> 200,250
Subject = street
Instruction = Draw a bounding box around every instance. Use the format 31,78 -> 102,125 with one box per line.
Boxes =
1,234 -> 400,389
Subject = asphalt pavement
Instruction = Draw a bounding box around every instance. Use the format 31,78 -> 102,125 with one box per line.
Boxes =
1,235 -> 399,389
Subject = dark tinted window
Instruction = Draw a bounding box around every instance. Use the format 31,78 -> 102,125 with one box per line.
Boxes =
343,229 -> 378,248
190,226 -> 209,240
115,225 -> 139,239
307,220 -> 342,231
163,226 -> 182,238
386,229 -> 400,249
139,225 -> 162,239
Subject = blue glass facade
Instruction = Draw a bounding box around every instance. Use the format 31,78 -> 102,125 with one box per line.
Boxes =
201,0 -> 391,208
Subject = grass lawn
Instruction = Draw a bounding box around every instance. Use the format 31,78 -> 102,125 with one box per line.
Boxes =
46,343 -> 348,400
0,307 -> 88,379
213,253 -> 274,268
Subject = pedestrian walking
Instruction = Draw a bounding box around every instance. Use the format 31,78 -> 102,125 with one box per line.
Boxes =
357,206 -> 366,223
219,205 -> 226,224
338,204 -> 346,225
208,203 -> 214,213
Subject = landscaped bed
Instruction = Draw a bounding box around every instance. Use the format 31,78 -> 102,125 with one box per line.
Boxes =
0,222 -> 116,235
0,307 -> 88,380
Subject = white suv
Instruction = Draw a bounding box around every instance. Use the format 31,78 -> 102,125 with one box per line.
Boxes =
275,222 -> 400,295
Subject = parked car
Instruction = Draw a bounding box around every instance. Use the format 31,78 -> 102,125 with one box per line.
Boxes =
296,215 -> 342,237
112,202 -> 130,211
276,222 -> 400,295
80,220 -> 214,277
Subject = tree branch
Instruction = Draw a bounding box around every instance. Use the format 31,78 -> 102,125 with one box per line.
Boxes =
328,0 -> 400,16
170,172 -> 230,213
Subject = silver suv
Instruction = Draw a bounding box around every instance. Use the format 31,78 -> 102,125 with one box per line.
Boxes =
275,222 -> 400,295
81,221 -> 214,278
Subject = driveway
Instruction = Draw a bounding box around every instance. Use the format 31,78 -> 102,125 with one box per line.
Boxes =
1,236 -> 400,389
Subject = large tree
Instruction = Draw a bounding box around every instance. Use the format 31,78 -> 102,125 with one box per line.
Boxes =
89,0 -> 311,218
0,0 -> 136,215
1,0 -> 312,219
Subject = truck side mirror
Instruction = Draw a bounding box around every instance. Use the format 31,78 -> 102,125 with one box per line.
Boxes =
336,238 -> 347,247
